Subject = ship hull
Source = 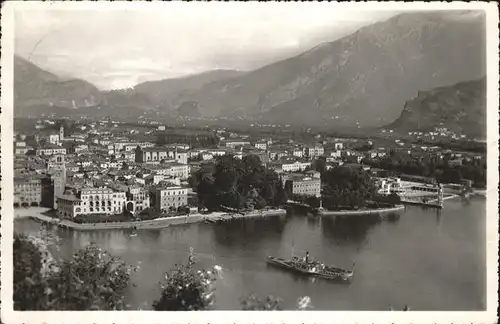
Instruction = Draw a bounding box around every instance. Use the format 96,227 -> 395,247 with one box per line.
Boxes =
267,256 -> 353,281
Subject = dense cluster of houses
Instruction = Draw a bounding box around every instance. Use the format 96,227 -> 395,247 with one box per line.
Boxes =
13,119 -> 484,219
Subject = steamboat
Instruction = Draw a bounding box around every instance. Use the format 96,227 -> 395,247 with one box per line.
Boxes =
267,251 -> 354,281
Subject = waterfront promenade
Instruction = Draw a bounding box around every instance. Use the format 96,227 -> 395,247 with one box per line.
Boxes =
15,207 -> 287,231
318,205 -> 405,216
15,194 -> 463,230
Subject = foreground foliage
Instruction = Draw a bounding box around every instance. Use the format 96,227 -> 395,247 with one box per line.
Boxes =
153,263 -> 218,311
240,294 -> 283,310
13,230 -> 132,310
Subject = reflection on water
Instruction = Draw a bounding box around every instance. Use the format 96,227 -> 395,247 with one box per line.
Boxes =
212,216 -> 288,249
321,214 -> 383,248
14,197 -> 486,310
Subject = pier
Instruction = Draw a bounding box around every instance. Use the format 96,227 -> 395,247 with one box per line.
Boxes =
392,181 -> 445,208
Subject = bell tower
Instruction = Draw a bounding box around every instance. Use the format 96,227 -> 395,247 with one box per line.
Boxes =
59,125 -> 64,142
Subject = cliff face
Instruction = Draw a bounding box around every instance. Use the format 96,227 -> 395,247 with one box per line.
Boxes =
390,77 -> 486,137
132,70 -> 244,110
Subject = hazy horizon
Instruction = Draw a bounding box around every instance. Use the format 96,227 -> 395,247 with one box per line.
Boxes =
15,3 -> 398,90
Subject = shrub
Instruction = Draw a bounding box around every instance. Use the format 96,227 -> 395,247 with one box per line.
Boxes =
13,232 -> 133,310
153,249 -> 220,311
240,294 -> 282,310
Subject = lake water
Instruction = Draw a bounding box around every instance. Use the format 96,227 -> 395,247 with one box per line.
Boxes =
15,196 -> 486,310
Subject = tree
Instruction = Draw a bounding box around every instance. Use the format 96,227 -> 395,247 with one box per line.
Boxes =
373,193 -> 402,207
13,234 -> 52,310
240,295 -> 313,310
312,157 -> 327,174
156,133 -> 167,146
261,182 -> 276,203
49,244 -> 131,310
214,156 -> 239,192
274,182 -> 288,206
322,166 -> 376,210
255,196 -> 267,210
188,175 -> 199,190
13,233 -> 133,310
387,193 -> 402,206
121,162 -> 129,170
240,294 -> 282,310
195,166 -> 216,211
192,156 -> 286,211
153,250 -> 220,311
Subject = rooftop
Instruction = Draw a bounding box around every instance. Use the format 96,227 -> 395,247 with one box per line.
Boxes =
286,174 -> 318,182
57,194 -> 81,202
153,182 -> 187,190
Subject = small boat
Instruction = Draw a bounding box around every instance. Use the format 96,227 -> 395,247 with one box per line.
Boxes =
129,226 -> 138,237
267,252 -> 354,281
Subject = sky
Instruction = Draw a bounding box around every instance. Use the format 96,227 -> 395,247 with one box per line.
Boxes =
15,3 -> 398,90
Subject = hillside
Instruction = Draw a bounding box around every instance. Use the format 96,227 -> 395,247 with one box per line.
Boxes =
132,69 -> 244,111
14,55 -> 103,114
171,10 -> 485,127
389,77 -> 486,137
174,101 -> 202,118
103,89 -> 155,110
14,55 -> 242,117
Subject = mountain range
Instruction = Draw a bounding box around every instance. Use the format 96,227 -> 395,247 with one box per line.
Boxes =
14,10 -> 486,131
14,56 -> 103,110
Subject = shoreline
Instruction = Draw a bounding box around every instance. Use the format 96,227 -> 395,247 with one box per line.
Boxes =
16,208 -> 287,231
318,204 -> 405,216
14,193 -> 467,229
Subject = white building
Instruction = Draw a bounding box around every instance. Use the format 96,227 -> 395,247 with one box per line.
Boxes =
36,146 -> 67,156
208,149 -> 227,157
307,144 -> 324,159
254,141 -> 267,150
292,147 -> 305,158
284,174 -> 321,198
48,134 -> 60,145
149,183 -> 188,212
135,147 -> 188,165
14,140 -> 28,155
333,142 -> 344,150
56,186 -> 127,218
329,150 -> 342,158
223,139 -> 251,148
145,162 -> 190,180
272,158 -> 311,173
268,150 -> 288,161
377,178 -> 402,195
125,186 -> 150,213
166,162 -> 190,180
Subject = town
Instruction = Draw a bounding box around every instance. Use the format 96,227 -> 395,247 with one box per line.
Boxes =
14,117 -> 486,227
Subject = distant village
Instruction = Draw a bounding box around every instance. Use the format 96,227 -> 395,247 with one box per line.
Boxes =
13,118 -> 485,220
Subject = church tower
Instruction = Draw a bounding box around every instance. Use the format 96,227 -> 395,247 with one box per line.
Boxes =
59,125 -> 64,142
49,154 -> 66,210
